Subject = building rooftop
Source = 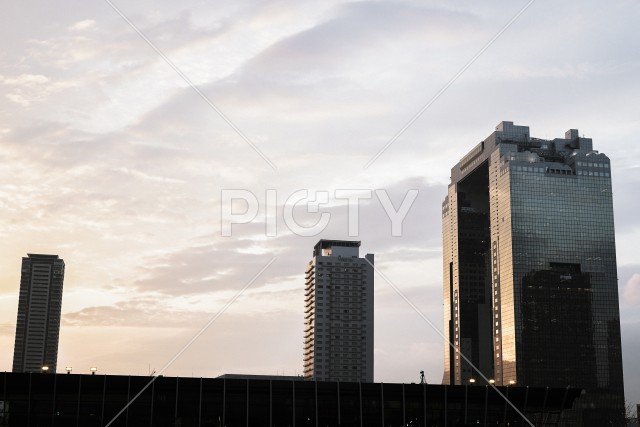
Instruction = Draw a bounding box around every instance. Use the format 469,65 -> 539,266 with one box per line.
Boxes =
313,239 -> 361,257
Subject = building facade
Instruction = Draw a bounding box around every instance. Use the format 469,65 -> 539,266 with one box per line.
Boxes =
12,254 -> 65,373
442,122 -> 624,423
0,372 -> 581,427
303,240 -> 374,382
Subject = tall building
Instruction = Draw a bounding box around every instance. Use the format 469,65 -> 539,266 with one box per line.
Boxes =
303,240 -> 374,382
12,254 -> 65,373
442,122 -> 624,422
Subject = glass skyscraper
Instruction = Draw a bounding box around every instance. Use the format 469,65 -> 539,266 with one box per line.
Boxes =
442,122 -> 624,424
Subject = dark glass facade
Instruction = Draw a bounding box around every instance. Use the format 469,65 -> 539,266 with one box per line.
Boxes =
0,372 -> 581,426
442,122 -> 625,426
449,162 -> 493,386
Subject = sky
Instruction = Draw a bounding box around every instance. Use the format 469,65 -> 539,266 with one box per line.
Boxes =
1,0 -> 639,406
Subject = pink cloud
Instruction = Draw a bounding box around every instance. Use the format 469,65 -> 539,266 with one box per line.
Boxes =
623,273 -> 640,305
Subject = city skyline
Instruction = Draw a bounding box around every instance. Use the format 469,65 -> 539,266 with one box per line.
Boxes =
0,0 -> 639,409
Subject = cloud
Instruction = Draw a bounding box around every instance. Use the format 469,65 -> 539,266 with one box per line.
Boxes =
122,176 -> 443,298
1,74 -> 50,107
63,298 -> 205,327
623,273 -> 640,305
0,323 -> 14,337
68,19 -> 96,32
0,73 -> 78,107
621,320 -> 640,410
116,3 -> 481,171
58,310 -> 304,377
612,170 -> 640,234
5,93 -> 31,107
1,74 -> 50,86
131,246 -> 279,295
113,167 -> 187,184
240,2 -> 478,82
495,62 -> 631,81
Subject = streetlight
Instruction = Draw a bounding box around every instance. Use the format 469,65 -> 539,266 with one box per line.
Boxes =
509,380 -> 515,385
65,366 -> 72,374
90,367 -> 98,375
469,378 -> 476,384
41,366 -> 49,374
489,379 -> 495,384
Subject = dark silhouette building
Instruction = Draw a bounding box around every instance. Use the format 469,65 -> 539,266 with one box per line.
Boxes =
12,254 -> 65,373
0,372 -> 582,426
442,122 -> 625,425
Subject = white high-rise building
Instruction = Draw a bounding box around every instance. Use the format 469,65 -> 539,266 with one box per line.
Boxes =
303,240 -> 374,382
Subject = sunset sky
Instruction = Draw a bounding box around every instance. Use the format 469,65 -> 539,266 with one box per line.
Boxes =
1,0 -> 639,405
